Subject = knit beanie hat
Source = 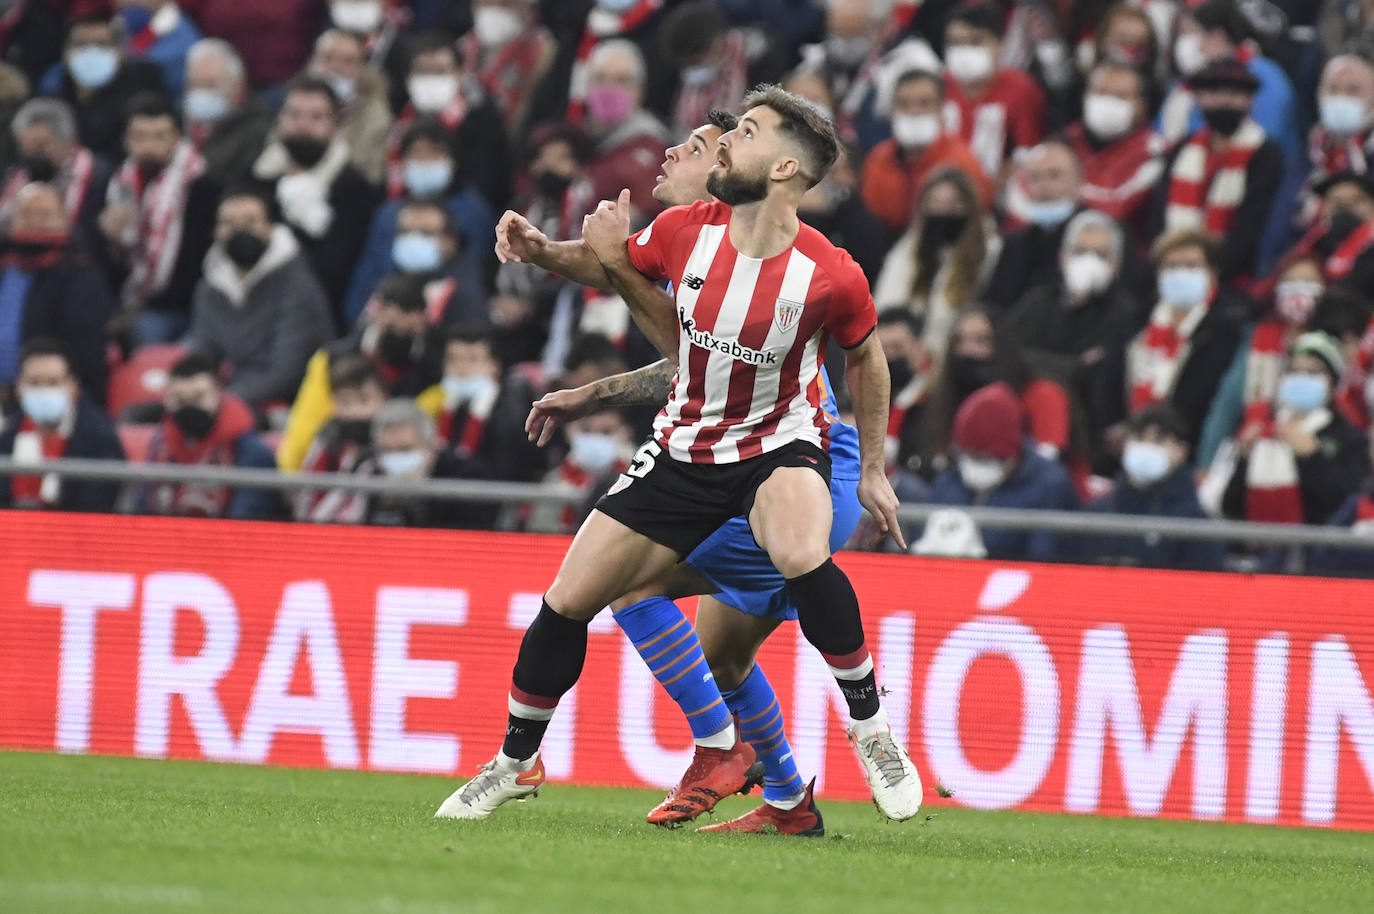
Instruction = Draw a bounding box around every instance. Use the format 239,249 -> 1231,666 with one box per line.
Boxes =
952,382 -> 1025,460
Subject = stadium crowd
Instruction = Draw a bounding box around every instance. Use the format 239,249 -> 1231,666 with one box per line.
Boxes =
0,0 -> 1371,574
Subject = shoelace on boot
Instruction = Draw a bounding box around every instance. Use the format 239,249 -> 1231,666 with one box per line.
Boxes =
456,762 -> 505,804
864,733 -> 909,788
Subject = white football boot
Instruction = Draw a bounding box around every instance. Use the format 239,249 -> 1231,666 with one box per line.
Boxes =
847,725 -> 922,821
435,753 -> 546,820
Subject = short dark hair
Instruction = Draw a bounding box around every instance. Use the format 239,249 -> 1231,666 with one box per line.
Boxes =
446,322 -> 496,347
895,68 -> 945,100
1090,59 -> 1147,99
1150,228 -> 1220,270
407,30 -> 458,68
125,91 -> 182,133
397,197 -> 457,237
523,121 -> 593,167
946,2 -> 1004,37
220,184 -> 276,221
284,74 -> 341,118
329,355 -> 384,393
660,1 -> 727,65
399,117 -> 457,159
878,310 -> 926,339
19,337 -> 71,373
372,273 -> 427,313
170,352 -> 220,382
1128,403 -> 1190,444
738,83 -> 840,189
706,108 -> 738,133
563,333 -> 622,374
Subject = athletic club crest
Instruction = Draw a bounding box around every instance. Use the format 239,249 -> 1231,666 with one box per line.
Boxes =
774,298 -> 804,334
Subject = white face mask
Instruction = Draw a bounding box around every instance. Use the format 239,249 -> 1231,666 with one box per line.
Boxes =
957,455 -> 1008,491
1173,33 -> 1206,77
1319,94 -> 1371,136
891,112 -> 941,149
1062,251 -> 1113,299
331,0 -> 383,34
408,73 -> 459,113
378,449 -> 428,478
1157,266 -> 1211,309
569,432 -> 621,473
441,373 -> 497,404
1121,440 -> 1173,487
945,44 -> 994,84
1082,93 -> 1135,140
473,6 -> 523,48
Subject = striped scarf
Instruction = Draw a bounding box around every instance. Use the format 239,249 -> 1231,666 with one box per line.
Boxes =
671,30 -> 749,136
1297,125 -> 1374,227
1128,294 -> 1213,412
1164,119 -> 1265,237
145,395 -> 253,518
0,148 -> 96,224
438,380 -> 499,459
1338,314 -> 1374,429
1244,408 -> 1331,524
9,414 -> 68,508
292,432 -> 372,524
459,28 -> 552,127
109,140 -> 205,310
566,0 -> 661,124
1239,319 -> 1289,437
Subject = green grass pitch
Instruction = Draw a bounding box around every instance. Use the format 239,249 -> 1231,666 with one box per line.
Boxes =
1,751 -> 1371,913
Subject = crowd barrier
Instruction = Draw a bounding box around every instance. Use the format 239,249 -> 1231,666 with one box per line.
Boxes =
2,510 -> 1372,831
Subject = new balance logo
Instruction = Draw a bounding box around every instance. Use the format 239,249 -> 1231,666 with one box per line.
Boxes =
679,308 -> 778,365
681,273 -> 705,290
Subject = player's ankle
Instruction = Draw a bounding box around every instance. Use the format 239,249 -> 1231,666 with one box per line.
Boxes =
764,788 -> 806,811
849,705 -> 888,740
496,750 -> 537,772
694,721 -> 735,750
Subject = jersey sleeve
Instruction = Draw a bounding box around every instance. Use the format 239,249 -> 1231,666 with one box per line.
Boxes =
824,250 -> 879,349
626,203 -> 699,282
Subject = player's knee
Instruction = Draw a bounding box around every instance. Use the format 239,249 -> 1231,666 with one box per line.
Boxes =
543,578 -> 603,622
769,541 -> 831,580
708,654 -> 752,693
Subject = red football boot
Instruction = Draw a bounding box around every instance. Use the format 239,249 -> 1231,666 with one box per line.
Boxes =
645,738 -> 762,827
697,778 -> 825,836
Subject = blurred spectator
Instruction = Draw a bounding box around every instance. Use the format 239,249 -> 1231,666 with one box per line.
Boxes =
344,118 -> 495,326
559,332 -> 626,391
1,98 -> 113,256
987,140 -> 1083,309
941,1 -> 1047,181
1285,172 -> 1374,294
458,0 -> 555,138
904,308 -> 1071,480
186,187 -> 334,412
192,0 -> 329,88
1152,58 -> 1282,284
100,90 -> 217,344
387,30 -> 510,208
0,0 -> 68,88
1125,229 -> 1250,452
309,28 -> 392,185
291,355 -> 384,523
0,63 -> 28,167
581,39 -> 669,224
0,182 -> 115,403
876,309 -> 929,475
251,75 -> 381,318
561,0 -> 669,128
1318,0 -> 1374,60
1211,332 -> 1368,525
1308,435 -> 1374,576
859,68 -> 989,233
1081,403 -> 1226,571
714,0 -> 822,48
1010,210 -> 1136,473
182,38 -> 271,187
1296,56 -> 1374,232
113,0 -> 201,98
660,1 -> 788,137
0,338 -> 125,512
279,273 -> 444,472
800,142 -> 891,283
384,198 -> 485,326
1063,60 -> 1163,233
367,396 -> 475,529
920,381 -> 1077,561
525,406 -> 632,533
139,351 -> 280,519
873,165 -> 999,359
45,16 -> 164,161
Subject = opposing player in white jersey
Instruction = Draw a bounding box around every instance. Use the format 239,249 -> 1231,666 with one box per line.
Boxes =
436,85 -> 919,825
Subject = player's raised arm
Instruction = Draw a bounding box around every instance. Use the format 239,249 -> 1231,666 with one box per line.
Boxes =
494,209 -> 613,290
525,359 -> 676,446
844,331 -> 907,551
582,189 -> 681,360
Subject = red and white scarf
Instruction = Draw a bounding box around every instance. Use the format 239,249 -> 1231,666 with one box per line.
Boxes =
292,433 -> 372,524
438,380 -> 500,459
1297,125 -> 1374,227
109,139 -> 205,309
1239,319 -> 1289,436
0,147 -> 96,223
566,0 -> 661,124
1337,314 -> 1374,430
145,395 -> 254,518
885,374 -> 927,473
9,414 -> 70,508
1164,118 -> 1265,237
1128,294 -> 1213,412
459,27 -> 552,126
126,3 -> 183,55
1243,408 -> 1331,524
385,95 -> 470,197
1353,489 -> 1374,536
671,29 -> 749,135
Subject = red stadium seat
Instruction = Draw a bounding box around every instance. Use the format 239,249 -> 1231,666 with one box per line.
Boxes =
107,344 -> 188,419
116,424 -> 157,463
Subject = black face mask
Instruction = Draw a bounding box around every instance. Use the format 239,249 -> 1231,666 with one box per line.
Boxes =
136,158 -> 165,182
224,230 -> 268,270
171,404 -> 217,440
19,154 -> 57,183
336,418 -> 373,446
531,170 -> 573,199
1317,208 -> 1365,256
947,355 -> 999,399
887,358 -> 914,394
922,213 -> 968,248
282,135 -> 329,168
377,328 -> 416,364
3,234 -> 65,258
1200,107 -> 1245,137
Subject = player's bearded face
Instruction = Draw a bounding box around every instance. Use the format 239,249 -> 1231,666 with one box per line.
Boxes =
706,160 -> 769,206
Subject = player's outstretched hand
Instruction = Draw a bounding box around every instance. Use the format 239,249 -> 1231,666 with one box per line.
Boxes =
858,469 -> 907,551
525,386 -> 599,446
495,210 -> 548,264
582,188 -> 632,267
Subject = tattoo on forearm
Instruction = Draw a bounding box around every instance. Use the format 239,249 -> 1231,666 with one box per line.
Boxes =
597,359 -> 675,407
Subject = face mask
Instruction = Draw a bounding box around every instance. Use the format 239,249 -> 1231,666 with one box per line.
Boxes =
171,404 -> 217,440
1201,107 -> 1245,137
597,0 -> 638,11
887,358 -> 914,392
392,232 -> 443,273
20,386 -> 70,425
1063,251 -> 1113,298
1274,280 -> 1323,325
4,231 -> 66,260
225,230 -> 268,270
1157,266 -> 1210,309
441,373 -> 497,403
1320,94 -> 1370,136
1173,33 -> 1206,77
18,153 -> 56,183
474,6 -> 523,48
948,354 -> 999,397
891,113 -> 941,149
825,34 -> 872,67
1121,440 -> 1172,487
1277,372 -> 1330,413
586,84 -> 635,126
1026,197 -> 1075,228
319,72 -> 356,104
336,417 -> 373,445
569,432 -> 620,473
403,160 -> 453,197
184,88 -> 229,124
945,45 -> 994,84
922,213 -> 967,247
1083,93 -> 1135,141
68,45 -> 119,89
532,170 -> 573,199
379,449 -> 427,477
681,64 -> 716,89
331,0 -> 382,33
408,74 -> 459,113
377,328 -> 417,364
957,455 -> 1008,491
136,159 -> 165,183
282,135 -> 330,168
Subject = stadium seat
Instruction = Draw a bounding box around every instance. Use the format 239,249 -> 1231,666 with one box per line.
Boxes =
107,344 -> 188,420
116,424 -> 158,463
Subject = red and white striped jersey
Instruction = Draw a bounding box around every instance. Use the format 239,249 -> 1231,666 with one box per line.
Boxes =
626,200 -> 877,465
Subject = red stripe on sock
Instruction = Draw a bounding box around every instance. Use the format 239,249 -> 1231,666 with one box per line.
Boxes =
822,647 -> 871,672
510,686 -> 560,710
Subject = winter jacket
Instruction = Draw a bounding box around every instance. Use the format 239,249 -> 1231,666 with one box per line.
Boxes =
859,135 -> 992,234
338,68 -> 393,186
196,98 -> 274,187
187,0 -> 327,85
586,109 -> 670,224
1080,464 -> 1227,571
0,395 -> 126,512
41,59 -> 165,162
1221,410 -> 1369,525
6,250 -> 115,403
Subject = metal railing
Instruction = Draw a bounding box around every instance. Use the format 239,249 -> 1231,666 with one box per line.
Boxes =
2,456 -> 1372,554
